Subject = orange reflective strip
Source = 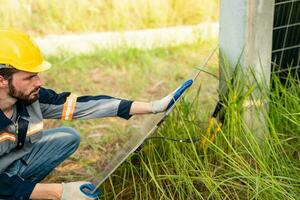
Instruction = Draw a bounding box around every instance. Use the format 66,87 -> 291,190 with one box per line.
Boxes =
27,122 -> 44,136
0,133 -> 16,142
68,95 -> 77,120
61,94 -> 77,120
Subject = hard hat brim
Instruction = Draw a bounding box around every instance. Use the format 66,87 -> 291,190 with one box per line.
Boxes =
17,60 -> 52,73
34,60 -> 52,72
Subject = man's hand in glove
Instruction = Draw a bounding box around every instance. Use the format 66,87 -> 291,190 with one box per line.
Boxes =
61,182 -> 99,200
128,79 -> 193,115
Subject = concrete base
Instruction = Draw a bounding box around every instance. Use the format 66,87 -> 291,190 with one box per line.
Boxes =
219,0 -> 275,141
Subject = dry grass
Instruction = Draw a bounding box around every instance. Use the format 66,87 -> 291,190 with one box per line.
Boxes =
0,0 -> 219,35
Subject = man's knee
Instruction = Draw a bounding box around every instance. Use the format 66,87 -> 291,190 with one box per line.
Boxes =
15,127 -> 81,181
46,127 -> 81,153
59,127 -> 81,149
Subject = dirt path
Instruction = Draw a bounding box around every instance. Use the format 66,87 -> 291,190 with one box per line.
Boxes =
35,23 -> 218,56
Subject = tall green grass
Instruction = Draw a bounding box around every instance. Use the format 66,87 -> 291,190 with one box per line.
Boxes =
100,68 -> 300,199
0,0 -> 218,35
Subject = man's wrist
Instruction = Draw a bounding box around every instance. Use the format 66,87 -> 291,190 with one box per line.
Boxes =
30,183 -> 63,200
56,184 -> 63,199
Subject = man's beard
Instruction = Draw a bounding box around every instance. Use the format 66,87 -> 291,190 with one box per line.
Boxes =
8,80 -> 40,105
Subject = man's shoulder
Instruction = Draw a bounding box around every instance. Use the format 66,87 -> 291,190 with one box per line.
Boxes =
38,87 -> 71,105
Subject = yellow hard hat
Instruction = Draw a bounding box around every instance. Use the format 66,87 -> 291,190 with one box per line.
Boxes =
0,29 -> 51,73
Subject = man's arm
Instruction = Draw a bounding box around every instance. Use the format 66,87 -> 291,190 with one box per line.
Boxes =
38,79 -> 193,120
30,182 -> 97,200
38,87 -> 134,120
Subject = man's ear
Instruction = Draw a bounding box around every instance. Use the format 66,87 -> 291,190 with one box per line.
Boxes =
0,75 -> 8,88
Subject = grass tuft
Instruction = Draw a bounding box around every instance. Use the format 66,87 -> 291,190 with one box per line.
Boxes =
100,65 -> 300,199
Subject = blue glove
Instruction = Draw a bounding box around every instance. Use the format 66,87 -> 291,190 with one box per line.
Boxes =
61,182 -> 100,200
150,79 -> 193,113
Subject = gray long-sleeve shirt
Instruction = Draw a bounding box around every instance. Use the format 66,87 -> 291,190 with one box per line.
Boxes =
0,87 -> 133,199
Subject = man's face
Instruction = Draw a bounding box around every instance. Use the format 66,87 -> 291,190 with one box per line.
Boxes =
8,71 -> 42,104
